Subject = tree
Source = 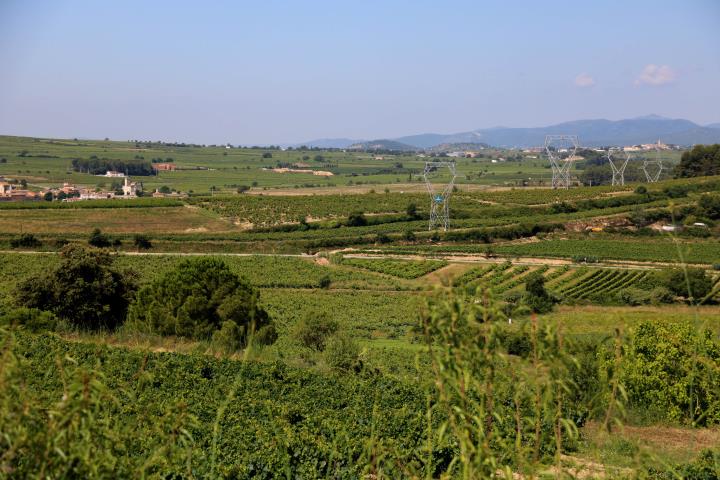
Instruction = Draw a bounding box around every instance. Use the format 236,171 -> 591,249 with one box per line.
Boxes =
133,234 -> 152,250
675,144 -> 720,178
43,191 -> 53,201
522,271 -> 555,314
127,258 -> 275,344
88,228 -> 112,248
15,245 -> 137,330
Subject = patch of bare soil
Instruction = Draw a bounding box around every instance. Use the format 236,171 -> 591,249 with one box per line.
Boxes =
314,256 -> 330,266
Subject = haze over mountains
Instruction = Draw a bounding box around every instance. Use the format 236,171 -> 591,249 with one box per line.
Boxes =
297,115 -> 720,150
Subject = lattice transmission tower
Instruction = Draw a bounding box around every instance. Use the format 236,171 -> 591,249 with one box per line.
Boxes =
642,140 -> 664,183
606,147 -> 630,186
423,161 -> 457,231
544,135 -> 579,189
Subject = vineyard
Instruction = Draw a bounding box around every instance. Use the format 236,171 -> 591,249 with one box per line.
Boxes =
491,238 -> 720,264
340,257 -> 447,279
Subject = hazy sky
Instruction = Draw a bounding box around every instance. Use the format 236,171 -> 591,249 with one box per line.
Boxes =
1,0 -> 719,145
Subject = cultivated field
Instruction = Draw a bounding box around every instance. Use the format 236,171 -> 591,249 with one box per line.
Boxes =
1,135 -> 718,477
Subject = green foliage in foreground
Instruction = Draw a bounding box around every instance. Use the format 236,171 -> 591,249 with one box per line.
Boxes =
607,320 -> 720,426
1,289 -> 596,478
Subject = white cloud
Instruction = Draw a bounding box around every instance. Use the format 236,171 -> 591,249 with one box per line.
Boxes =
574,73 -> 595,87
635,64 -> 677,86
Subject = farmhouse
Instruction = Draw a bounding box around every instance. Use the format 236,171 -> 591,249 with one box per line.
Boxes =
104,170 -> 125,177
0,178 -> 42,201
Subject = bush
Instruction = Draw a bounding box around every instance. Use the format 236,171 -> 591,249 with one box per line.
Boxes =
375,232 -> 391,244
522,271 -> 555,314
318,274 -> 331,289
0,307 -> 58,332
128,258 -> 274,344
406,203 -> 418,218
324,333 -> 361,371
347,211 -> 367,227
212,320 -> 245,353
605,321 -> 720,425
619,286 -> 673,306
647,449 -> 720,479
10,233 -> 41,248
88,228 -> 111,248
660,268 -> 713,303
295,312 -> 338,351
133,234 -> 152,250
15,245 -> 137,330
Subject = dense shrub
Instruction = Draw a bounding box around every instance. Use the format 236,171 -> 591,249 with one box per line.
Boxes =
0,307 -> 58,332
127,258 -> 274,345
295,312 -> 338,351
606,321 -> 720,425
522,271 -> 555,314
88,228 -> 111,248
15,245 -> 137,330
133,234 -> 152,250
660,267 -> 713,302
9,233 -> 41,248
346,211 -> 368,227
618,286 -> 673,306
647,449 -> 720,479
324,333 -> 361,371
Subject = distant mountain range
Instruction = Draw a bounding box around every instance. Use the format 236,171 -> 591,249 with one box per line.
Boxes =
297,115 -> 720,150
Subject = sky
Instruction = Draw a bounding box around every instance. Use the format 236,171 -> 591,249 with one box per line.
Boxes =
0,0 -> 719,145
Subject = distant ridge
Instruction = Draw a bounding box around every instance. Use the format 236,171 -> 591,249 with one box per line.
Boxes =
296,115 -> 720,150
430,142 -> 490,152
347,139 -> 417,151
293,138 -> 360,149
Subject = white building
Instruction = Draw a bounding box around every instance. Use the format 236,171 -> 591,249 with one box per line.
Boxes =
121,177 -> 141,197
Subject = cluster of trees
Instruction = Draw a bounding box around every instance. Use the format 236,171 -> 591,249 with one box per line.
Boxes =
9,246 -> 277,351
71,157 -> 154,176
676,144 -> 720,178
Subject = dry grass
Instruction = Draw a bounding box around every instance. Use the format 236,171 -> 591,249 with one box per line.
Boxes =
580,420 -> 720,467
